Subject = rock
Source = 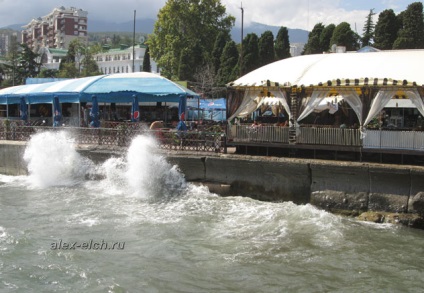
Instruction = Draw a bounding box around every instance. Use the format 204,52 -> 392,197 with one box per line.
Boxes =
357,211 -> 424,229
409,192 -> 424,215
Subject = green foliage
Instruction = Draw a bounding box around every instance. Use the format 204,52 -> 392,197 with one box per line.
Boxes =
142,46 -> 152,72
59,39 -> 102,78
302,23 -> 325,54
241,33 -> 260,75
393,2 -> 424,49
58,62 -> 79,78
329,22 -> 359,51
178,48 -> 193,81
362,9 -> 376,47
37,68 -> 59,78
303,23 -> 336,54
12,43 -> 41,85
178,41 -> 203,81
320,24 -> 336,52
217,40 -> 239,86
147,0 -> 235,80
374,9 -> 399,49
274,26 -> 291,60
258,30 -> 275,66
211,31 -> 231,74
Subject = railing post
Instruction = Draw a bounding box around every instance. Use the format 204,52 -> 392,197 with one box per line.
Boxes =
289,87 -> 298,145
223,134 -> 227,154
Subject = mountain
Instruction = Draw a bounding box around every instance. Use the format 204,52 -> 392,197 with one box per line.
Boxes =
88,18 -> 156,33
231,22 -> 309,44
88,18 -> 309,44
1,18 -> 309,44
0,24 -> 25,31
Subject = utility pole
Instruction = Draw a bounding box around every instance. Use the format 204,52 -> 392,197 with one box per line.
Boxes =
133,10 -> 136,72
240,2 -> 244,77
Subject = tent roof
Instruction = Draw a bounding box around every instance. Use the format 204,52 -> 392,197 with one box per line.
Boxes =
228,49 -> 424,88
0,72 -> 199,104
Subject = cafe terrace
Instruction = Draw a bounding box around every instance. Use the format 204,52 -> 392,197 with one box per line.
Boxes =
225,49 -> 424,163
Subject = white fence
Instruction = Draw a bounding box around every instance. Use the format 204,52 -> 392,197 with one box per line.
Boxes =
297,127 -> 360,146
363,130 -> 424,151
229,124 -> 424,152
229,125 -> 289,143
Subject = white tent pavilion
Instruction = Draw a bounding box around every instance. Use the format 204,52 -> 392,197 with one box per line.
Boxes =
227,49 -> 424,130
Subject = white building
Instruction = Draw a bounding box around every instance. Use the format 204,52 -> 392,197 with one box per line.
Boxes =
290,43 -> 305,57
39,44 -> 159,74
95,44 -> 158,74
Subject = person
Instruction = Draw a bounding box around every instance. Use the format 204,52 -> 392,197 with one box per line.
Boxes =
251,120 -> 262,127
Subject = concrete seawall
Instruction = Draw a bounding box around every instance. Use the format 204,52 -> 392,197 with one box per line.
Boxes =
1,141 -> 424,226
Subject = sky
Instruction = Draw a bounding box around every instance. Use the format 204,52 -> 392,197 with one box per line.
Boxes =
0,0 -> 416,33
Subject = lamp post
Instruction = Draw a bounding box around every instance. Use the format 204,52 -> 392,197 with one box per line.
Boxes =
240,2 -> 244,77
132,10 -> 136,72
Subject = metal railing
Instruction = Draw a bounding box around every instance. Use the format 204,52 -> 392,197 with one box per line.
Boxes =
228,124 -> 424,152
363,130 -> 424,151
0,120 -> 226,153
228,124 -> 289,143
297,127 -> 361,146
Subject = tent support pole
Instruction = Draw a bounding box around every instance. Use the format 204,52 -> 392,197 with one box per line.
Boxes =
78,102 -> 81,127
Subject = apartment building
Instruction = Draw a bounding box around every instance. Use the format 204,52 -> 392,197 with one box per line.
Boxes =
21,6 -> 88,52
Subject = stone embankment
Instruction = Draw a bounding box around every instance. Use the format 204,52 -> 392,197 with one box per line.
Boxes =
1,141 -> 424,228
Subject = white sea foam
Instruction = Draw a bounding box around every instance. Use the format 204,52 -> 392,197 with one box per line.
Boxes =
124,135 -> 187,199
23,131 -> 94,188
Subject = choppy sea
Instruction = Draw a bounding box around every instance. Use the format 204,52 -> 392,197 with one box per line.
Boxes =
1,131 -> 424,292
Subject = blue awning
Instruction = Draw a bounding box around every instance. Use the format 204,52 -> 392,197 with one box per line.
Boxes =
0,72 -> 199,105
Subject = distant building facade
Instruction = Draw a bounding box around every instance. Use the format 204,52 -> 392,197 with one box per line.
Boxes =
0,32 -> 19,56
95,44 -> 159,74
20,6 -> 158,75
40,44 -> 159,74
21,6 -> 88,52
39,47 -> 68,70
290,43 -> 305,57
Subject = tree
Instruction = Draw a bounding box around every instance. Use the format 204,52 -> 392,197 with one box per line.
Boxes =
320,24 -> 336,52
3,34 -> 20,86
393,2 -> 424,49
192,63 -> 224,99
211,31 -> 231,74
178,41 -> 203,81
38,68 -> 59,78
374,9 -> 399,49
329,22 -> 359,51
13,43 -> 41,85
362,9 -> 376,47
302,23 -> 325,55
275,26 -> 291,59
148,0 -> 235,80
142,46 -> 152,72
81,51 -> 102,77
59,39 -> 101,78
217,40 -> 239,86
258,31 -> 275,66
241,33 -> 260,74
178,47 -> 193,81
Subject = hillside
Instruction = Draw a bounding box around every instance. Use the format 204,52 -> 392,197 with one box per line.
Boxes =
1,18 -> 308,44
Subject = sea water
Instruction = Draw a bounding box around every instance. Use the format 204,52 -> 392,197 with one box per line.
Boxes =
1,131 -> 424,292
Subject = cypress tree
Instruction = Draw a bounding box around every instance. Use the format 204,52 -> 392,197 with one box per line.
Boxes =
374,9 -> 399,50
217,40 -> 239,86
275,26 -> 291,59
258,30 -> 275,66
142,46 -> 152,72
393,2 -> 424,49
